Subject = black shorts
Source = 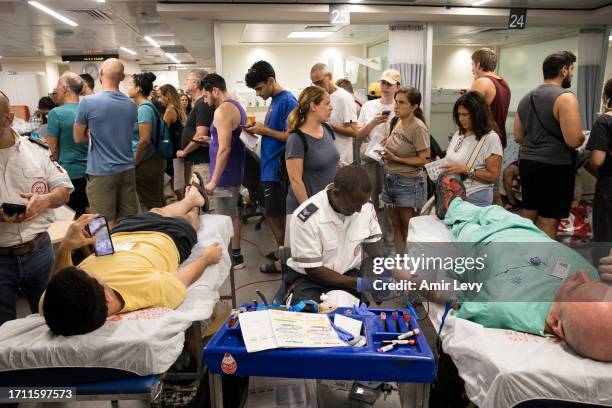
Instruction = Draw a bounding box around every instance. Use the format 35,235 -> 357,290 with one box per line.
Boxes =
68,177 -> 89,216
258,181 -> 286,217
111,212 -> 197,263
519,159 -> 575,220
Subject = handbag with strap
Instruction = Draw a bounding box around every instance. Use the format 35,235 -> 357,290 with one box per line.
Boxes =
460,134 -> 487,181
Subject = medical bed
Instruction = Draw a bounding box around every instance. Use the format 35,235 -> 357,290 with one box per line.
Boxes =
0,214 -> 234,405
407,215 -> 612,408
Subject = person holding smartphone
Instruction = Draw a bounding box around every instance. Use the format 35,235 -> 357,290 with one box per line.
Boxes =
0,91 -> 74,327
40,174 -> 223,336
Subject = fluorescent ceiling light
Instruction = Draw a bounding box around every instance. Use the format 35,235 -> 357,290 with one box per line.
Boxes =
165,53 -> 180,64
472,0 -> 492,5
288,31 -> 333,39
144,36 -> 160,48
609,35 -> 612,41
28,1 -> 78,27
120,46 -> 137,56
97,0 -> 106,2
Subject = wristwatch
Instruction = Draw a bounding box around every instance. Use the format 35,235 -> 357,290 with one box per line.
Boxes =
467,169 -> 475,179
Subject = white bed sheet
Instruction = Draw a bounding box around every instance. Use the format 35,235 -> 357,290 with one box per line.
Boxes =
0,214 -> 233,377
408,215 -> 612,408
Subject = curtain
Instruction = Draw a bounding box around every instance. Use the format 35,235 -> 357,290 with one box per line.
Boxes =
577,28 -> 609,130
389,24 -> 428,107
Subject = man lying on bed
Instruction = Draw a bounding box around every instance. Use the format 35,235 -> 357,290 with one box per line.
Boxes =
400,175 -> 612,362
40,175 -> 223,336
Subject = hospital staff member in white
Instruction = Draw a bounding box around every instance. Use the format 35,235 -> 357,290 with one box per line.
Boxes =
285,166 -> 386,303
0,91 -> 73,326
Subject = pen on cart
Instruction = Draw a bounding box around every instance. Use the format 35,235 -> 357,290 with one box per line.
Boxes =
397,328 -> 420,340
256,290 -> 269,306
377,343 -> 395,353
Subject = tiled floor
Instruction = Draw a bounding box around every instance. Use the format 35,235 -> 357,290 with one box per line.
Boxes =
14,215 -> 438,408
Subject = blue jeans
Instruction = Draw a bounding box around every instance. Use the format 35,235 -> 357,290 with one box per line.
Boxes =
0,234 -> 54,326
382,173 -> 426,209
466,186 -> 494,207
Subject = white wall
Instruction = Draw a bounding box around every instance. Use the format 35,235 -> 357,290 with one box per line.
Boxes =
430,45 -> 482,148
222,44 -> 367,97
0,61 -> 60,93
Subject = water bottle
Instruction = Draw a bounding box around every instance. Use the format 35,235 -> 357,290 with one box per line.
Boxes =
30,116 -> 41,139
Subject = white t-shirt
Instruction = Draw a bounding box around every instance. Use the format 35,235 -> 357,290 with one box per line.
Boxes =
329,87 -> 358,163
445,130 -> 503,195
357,99 -> 395,145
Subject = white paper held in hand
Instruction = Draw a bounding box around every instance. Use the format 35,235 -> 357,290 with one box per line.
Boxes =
424,158 -> 449,182
240,129 -> 259,152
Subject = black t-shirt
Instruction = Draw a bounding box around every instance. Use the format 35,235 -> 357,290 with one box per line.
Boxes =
586,113 -> 612,176
181,97 -> 214,164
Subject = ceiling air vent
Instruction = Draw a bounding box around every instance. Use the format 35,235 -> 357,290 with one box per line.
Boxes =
63,9 -> 112,21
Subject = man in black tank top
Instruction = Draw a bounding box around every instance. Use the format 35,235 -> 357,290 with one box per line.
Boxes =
515,51 -> 584,240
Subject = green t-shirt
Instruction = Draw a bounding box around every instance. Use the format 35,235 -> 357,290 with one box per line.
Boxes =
444,199 -> 600,335
47,103 -> 88,180
132,101 -> 158,162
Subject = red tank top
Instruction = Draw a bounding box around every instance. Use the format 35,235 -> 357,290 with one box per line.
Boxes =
487,76 -> 511,149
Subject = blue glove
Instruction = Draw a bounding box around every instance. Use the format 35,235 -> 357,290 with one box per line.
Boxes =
351,303 -> 375,316
329,320 -> 355,343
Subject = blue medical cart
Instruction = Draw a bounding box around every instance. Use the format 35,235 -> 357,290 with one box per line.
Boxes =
204,307 -> 435,407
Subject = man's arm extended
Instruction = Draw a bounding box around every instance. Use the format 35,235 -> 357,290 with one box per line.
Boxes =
50,214 -> 98,278
173,243 -> 222,287
331,123 -> 358,138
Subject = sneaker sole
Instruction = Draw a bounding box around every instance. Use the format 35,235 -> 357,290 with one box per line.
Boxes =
232,262 -> 246,270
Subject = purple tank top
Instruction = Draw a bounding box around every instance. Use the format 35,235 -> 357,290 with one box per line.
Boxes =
209,99 -> 246,187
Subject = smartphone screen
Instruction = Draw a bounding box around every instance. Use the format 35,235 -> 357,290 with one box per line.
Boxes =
88,216 -> 114,257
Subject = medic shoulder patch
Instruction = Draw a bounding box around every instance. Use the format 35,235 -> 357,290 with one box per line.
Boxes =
28,137 -> 49,150
297,203 -> 318,222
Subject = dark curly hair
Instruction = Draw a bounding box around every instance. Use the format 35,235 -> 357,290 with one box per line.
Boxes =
132,72 -> 157,97
452,91 -> 496,140
245,60 -> 276,89
43,266 -> 108,336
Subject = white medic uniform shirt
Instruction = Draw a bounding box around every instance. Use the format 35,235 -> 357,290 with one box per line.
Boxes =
287,185 -> 382,275
0,130 -> 74,247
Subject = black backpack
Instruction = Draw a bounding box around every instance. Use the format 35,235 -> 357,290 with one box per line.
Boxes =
278,123 -> 335,189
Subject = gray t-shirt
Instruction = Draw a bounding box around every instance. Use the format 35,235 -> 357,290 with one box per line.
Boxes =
517,84 -> 574,165
285,126 -> 340,214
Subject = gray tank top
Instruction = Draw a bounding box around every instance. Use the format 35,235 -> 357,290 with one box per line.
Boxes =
517,84 -> 573,165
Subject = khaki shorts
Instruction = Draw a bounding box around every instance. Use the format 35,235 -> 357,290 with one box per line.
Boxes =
211,185 -> 240,217
136,154 -> 166,211
86,169 -> 140,222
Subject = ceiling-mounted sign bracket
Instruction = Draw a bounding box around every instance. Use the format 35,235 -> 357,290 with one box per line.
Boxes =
508,8 -> 527,30
330,4 -> 350,26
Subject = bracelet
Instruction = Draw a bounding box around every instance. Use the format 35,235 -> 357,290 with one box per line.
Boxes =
467,169 -> 475,179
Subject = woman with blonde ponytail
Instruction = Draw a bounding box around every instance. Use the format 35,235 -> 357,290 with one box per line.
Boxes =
285,86 -> 340,215
381,86 -> 430,253
586,76 -> 612,247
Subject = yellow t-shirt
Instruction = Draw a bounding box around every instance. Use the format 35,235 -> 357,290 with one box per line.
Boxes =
41,232 -> 187,315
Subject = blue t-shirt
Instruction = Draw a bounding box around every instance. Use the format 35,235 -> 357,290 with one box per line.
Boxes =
132,101 -> 158,163
47,102 -> 88,180
75,91 -> 138,176
260,90 -> 298,182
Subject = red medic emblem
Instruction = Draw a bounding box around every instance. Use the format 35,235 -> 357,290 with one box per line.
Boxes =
31,181 -> 47,194
221,353 -> 237,374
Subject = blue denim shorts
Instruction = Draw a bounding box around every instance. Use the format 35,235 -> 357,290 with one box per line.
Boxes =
382,173 -> 426,209
466,186 -> 493,207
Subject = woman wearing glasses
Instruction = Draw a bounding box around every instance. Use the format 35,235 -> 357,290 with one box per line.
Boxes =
442,91 -> 503,207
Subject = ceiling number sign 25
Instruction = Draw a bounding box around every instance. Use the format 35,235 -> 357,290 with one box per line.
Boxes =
330,5 -> 350,26
508,8 -> 527,30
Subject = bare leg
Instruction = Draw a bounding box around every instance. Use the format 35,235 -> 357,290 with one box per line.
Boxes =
503,164 -> 519,207
231,216 -> 241,251
150,175 -> 205,218
536,216 -> 560,240
387,206 -> 404,253
398,207 -> 417,244
521,208 -> 538,222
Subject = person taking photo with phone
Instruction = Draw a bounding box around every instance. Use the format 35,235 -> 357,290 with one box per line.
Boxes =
0,91 -> 74,327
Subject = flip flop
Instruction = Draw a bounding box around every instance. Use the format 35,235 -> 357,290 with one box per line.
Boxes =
188,173 -> 210,213
265,251 -> 279,261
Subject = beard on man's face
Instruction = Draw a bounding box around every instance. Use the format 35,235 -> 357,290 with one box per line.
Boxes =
562,75 -> 572,89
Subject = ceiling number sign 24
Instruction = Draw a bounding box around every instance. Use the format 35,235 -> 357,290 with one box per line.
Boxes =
330,5 -> 350,26
508,8 -> 527,30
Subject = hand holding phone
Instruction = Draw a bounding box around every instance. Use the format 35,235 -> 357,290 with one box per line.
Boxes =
381,110 -> 391,116
1,203 -> 27,216
87,216 -> 114,256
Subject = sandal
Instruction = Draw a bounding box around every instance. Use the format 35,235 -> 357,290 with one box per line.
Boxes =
260,261 -> 282,274
265,251 -> 279,261
187,174 -> 210,213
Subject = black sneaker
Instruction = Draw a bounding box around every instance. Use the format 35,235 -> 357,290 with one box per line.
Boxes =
232,254 -> 245,270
